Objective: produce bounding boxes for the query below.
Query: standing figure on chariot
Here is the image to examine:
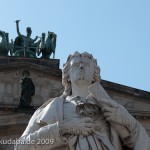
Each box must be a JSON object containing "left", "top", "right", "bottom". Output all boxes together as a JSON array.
[{"left": 14, "top": 20, "right": 41, "bottom": 57}]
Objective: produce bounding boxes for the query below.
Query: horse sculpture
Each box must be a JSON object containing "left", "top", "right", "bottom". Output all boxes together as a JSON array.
[
  {"left": 0, "top": 31, "right": 9, "bottom": 56},
  {"left": 39, "top": 32, "right": 56, "bottom": 59}
]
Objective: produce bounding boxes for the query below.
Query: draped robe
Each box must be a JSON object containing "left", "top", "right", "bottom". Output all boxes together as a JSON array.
[{"left": 15, "top": 97, "right": 150, "bottom": 150}]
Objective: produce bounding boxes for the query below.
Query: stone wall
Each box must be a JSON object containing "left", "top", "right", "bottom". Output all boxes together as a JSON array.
[
  {"left": 0, "top": 56, "right": 64, "bottom": 108},
  {"left": 0, "top": 70, "right": 63, "bottom": 107}
]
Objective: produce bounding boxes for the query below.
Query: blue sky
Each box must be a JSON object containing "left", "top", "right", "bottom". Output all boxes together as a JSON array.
[{"left": 0, "top": 0, "right": 150, "bottom": 91}]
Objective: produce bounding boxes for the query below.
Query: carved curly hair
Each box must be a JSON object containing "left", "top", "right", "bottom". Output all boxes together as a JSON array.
[{"left": 61, "top": 51, "right": 101, "bottom": 98}]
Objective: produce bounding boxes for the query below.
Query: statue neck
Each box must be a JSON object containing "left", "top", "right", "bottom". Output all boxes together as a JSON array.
[{"left": 71, "top": 82, "right": 90, "bottom": 98}]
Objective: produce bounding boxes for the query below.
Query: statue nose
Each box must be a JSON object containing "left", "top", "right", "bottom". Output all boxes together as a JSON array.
[{"left": 79, "top": 63, "right": 84, "bottom": 70}]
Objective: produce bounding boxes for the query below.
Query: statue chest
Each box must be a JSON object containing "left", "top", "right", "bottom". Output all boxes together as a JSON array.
[{"left": 63, "top": 100, "right": 79, "bottom": 120}]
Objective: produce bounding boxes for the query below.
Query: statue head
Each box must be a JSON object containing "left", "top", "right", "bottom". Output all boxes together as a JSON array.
[
  {"left": 0, "top": 30, "right": 5, "bottom": 37},
  {"left": 22, "top": 70, "right": 30, "bottom": 78},
  {"left": 62, "top": 51, "right": 101, "bottom": 97},
  {"left": 42, "top": 33, "right": 46, "bottom": 38},
  {"left": 26, "top": 27, "right": 32, "bottom": 37},
  {"left": 48, "top": 31, "right": 54, "bottom": 38}
]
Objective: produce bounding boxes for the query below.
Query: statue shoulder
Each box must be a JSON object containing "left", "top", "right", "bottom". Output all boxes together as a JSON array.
[
  {"left": 29, "top": 97, "right": 64, "bottom": 125},
  {"left": 31, "top": 97, "right": 64, "bottom": 125},
  {"left": 34, "top": 97, "right": 64, "bottom": 116}
]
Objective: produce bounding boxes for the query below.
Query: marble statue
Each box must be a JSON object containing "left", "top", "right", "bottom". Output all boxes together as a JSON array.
[
  {"left": 19, "top": 70, "right": 35, "bottom": 108},
  {"left": 13, "top": 20, "right": 41, "bottom": 57},
  {"left": 15, "top": 52, "right": 150, "bottom": 150},
  {"left": 39, "top": 32, "right": 57, "bottom": 59}
]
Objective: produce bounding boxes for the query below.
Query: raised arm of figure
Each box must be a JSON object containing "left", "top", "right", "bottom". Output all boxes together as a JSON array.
[
  {"left": 101, "top": 99, "right": 150, "bottom": 149},
  {"left": 32, "top": 36, "right": 38, "bottom": 42},
  {"left": 88, "top": 82, "right": 130, "bottom": 140},
  {"left": 88, "top": 81, "right": 150, "bottom": 150},
  {"left": 15, "top": 20, "right": 22, "bottom": 36}
]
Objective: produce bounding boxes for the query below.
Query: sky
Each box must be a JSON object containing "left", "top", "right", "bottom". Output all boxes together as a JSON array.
[{"left": 0, "top": 0, "right": 150, "bottom": 91}]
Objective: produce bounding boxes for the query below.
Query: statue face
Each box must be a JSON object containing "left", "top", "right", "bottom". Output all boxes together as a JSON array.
[{"left": 69, "top": 56, "right": 95, "bottom": 85}]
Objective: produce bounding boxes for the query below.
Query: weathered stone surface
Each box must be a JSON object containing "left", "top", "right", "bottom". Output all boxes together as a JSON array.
[{"left": 0, "top": 56, "right": 63, "bottom": 108}]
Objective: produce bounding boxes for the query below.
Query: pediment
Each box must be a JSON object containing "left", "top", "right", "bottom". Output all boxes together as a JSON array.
[{"left": 0, "top": 56, "right": 62, "bottom": 79}]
